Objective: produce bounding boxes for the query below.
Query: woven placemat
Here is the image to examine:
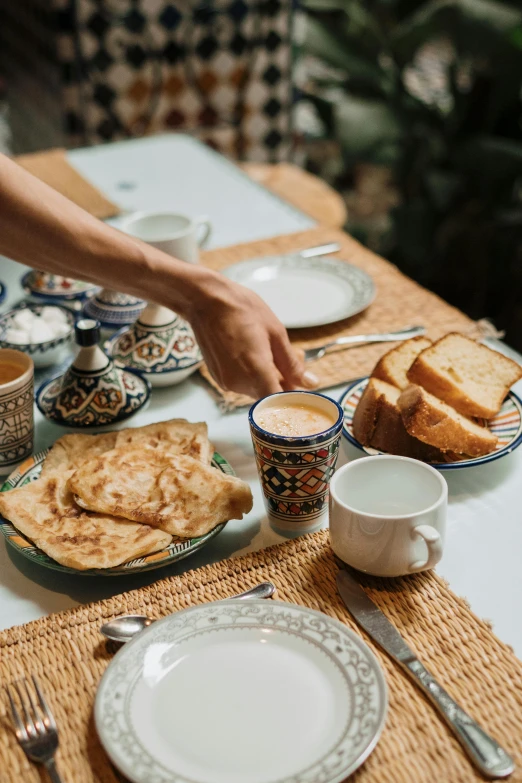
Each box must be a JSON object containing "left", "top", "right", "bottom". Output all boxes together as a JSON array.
[
  {"left": 0, "top": 530, "right": 520, "bottom": 783},
  {"left": 13, "top": 149, "right": 120, "bottom": 219},
  {"left": 199, "top": 227, "right": 496, "bottom": 410}
]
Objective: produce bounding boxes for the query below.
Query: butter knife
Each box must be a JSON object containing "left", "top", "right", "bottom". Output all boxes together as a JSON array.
[{"left": 337, "top": 569, "right": 515, "bottom": 779}]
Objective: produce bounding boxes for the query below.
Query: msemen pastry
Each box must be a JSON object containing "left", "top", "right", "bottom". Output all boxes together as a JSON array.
[
  {"left": 69, "top": 447, "right": 253, "bottom": 538},
  {"left": 41, "top": 418, "right": 213, "bottom": 477},
  {"left": 0, "top": 471, "right": 172, "bottom": 570}
]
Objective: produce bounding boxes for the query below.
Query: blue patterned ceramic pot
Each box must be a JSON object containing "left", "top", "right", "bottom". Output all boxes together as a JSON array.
[
  {"left": 36, "top": 319, "right": 150, "bottom": 428},
  {"left": 83, "top": 289, "right": 146, "bottom": 330},
  {"left": 249, "top": 391, "right": 344, "bottom": 534},
  {"left": 0, "top": 303, "right": 75, "bottom": 368},
  {"left": 104, "top": 303, "right": 202, "bottom": 387}
]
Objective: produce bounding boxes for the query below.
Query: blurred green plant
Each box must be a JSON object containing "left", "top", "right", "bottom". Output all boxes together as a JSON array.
[{"left": 299, "top": 0, "right": 522, "bottom": 341}]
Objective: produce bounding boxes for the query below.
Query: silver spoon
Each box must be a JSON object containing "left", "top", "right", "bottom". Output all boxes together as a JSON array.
[
  {"left": 303, "top": 325, "right": 426, "bottom": 362},
  {"left": 100, "top": 581, "right": 276, "bottom": 644}
]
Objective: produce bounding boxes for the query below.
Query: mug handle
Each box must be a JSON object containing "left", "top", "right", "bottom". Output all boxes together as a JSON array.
[
  {"left": 195, "top": 216, "right": 212, "bottom": 247},
  {"left": 408, "top": 524, "right": 442, "bottom": 573}
]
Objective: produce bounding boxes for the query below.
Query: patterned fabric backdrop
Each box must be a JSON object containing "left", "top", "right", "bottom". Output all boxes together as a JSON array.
[{"left": 1, "top": 0, "right": 294, "bottom": 161}]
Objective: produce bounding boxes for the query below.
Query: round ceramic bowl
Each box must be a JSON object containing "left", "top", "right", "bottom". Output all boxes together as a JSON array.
[
  {"left": 21, "top": 270, "right": 99, "bottom": 306},
  {"left": 0, "top": 303, "right": 75, "bottom": 368},
  {"left": 104, "top": 316, "right": 202, "bottom": 387}
]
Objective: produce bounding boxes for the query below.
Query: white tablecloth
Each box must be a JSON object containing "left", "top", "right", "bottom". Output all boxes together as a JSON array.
[{"left": 1, "top": 135, "right": 521, "bottom": 659}]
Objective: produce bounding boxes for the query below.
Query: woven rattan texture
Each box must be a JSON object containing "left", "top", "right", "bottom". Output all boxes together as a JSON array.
[
  {"left": 0, "top": 530, "right": 520, "bottom": 782},
  {"left": 199, "top": 227, "right": 491, "bottom": 410}
]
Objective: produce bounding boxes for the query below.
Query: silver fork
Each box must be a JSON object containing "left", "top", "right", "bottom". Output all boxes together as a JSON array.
[
  {"left": 303, "top": 325, "right": 426, "bottom": 362},
  {"left": 6, "top": 675, "right": 63, "bottom": 782}
]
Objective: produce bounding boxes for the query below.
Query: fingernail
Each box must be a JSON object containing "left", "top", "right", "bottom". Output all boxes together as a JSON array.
[{"left": 302, "top": 371, "right": 319, "bottom": 389}]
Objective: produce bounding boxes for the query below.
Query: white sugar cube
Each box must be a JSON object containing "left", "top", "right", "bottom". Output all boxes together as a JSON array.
[
  {"left": 41, "top": 306, "right": 68, "bottom": 324},
  {"left": 30, "top": 320, "right": 53, "bottom": 343},
  {"left": 4, "top": 327, "right": 29, "bottom": 344},
  {"left": 12, "top": 309, "right": 35, "bottom": 329},
  {"left": 53, "top": 322, "right": 71, "bottom": 337}
]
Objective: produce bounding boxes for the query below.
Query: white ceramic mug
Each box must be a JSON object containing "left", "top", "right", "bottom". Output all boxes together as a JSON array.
[
  {"left": 120, "top": 212, "right": 212, "bottom": 263},
  {"left": 329, "top": 455, "right": 447, "bottom": 577},
  {"left": 0, "top": 349, "right": 34, "bottom": 475}
]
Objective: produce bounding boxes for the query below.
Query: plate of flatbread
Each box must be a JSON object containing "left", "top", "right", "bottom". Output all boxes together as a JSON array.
[{"left": 0, "top": 419, "right": 253, "bottom": 575}]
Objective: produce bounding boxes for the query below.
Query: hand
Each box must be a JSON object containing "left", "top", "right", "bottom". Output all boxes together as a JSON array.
[{"left": 187, "top": 273, "right": 318, "bottom": 399}]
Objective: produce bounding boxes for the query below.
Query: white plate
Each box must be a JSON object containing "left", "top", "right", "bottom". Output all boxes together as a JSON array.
[
  {"left": 95, "top": 600, "right": 387, "bottom": 783},
  {"left": 222, "top": 255, "right": 376, "bottom": 329}
]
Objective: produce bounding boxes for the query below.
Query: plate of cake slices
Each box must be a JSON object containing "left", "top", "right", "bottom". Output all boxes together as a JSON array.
[{"left": 340, "top": 333, "right": 522, "bottom": 469}]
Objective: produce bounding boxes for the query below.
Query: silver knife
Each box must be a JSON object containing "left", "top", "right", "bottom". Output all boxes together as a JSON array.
[{"left": 337, "top": 569, "right": 515, "bottom": 779}]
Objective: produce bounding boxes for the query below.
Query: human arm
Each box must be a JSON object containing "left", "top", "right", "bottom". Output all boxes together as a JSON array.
[{"left": 0, "top": 153, "right": 316, "bottom": 398}]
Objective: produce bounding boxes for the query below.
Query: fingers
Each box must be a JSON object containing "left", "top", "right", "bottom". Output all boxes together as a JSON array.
[
  {"left": 271, "top": 329, "right": 319, "bottom": 391},
  {"left": 204, "top": 347, "right": 283, "bottom": 400}
]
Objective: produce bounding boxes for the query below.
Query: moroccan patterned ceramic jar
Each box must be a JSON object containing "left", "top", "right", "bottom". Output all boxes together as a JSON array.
[
  {"left": 249, "top": 391, "right": 344, "bottom": 534},
  {"left": 104, "top": 303, "right": 202, "bottom": 387},
  {"left": 36, "top": 320, "right": 150, "bottom": 428},
  {"left": 0, "top": 349, "right": 34, "bottom": 475}
]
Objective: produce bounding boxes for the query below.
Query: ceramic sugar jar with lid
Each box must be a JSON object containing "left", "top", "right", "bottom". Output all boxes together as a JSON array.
[
  {"left": 104, "top": 303, "right": 202, "bottom": 387},
  {"left": 36, "top": 319, "right": 150, "bottom": 427}
]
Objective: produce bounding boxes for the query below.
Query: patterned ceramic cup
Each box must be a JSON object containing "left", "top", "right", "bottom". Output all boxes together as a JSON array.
[
  {"left": 0, "top": 349, "right": 34, "bottom": 475},
  {"left": 249, "top": 391, "right": 344, "bottom": 534}
]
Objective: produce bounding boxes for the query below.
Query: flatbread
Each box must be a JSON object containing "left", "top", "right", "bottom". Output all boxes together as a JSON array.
[
  {"left": 41, "top": 419, "right": 213, "bottom": 477},
  {"left": 115, "top": 419, "right": 213, "bottom": 463},
  {"left": 69, "top": 447, "right": 253, "bottom": 537},
  {"left": 0, "top": 472, "right": 172, "bottom": 570},
  {"left": 41, "top": 432, "right": 118, "bottom": 476}
]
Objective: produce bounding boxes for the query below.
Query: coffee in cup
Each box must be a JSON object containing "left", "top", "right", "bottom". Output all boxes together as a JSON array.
[{"left": 250, "top": 391, "right": 344, "bottom": 534}]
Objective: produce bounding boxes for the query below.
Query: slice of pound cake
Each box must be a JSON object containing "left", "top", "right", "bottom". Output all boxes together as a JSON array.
[
  {"left": 372, "top": 335, "right": 432, "bottom": 389},
  {"left": 407, "top": 333, "right": 522, "bottom": 418},
  {"left": 398, "top": 385, "right": 498, "bottom": 456},
  {"left": 353, "top": 378, "right": 443, "bottom": 460}
]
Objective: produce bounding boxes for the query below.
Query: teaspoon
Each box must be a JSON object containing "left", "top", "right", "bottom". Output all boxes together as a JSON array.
[{"left": 100, "top": 581, "right": 276, "bottom": 644}]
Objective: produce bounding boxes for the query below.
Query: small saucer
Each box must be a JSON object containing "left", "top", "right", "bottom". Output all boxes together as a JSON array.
[
  {"left": 36, "top": 319, "right": 150, "bottom": 428},
  {"left": 22, "top": 271, "right": 99, "bottom": 304},
  {"left": 104, "top": 304, "right": 202, "bottom": 387},
  {"left": 83, "top": 289, "right": 146, "bottom": 330}
]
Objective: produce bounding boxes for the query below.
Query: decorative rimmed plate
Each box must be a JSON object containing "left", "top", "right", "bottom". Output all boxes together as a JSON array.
[
  {"left": 22, "top": 271, "right": 99, "bottom": 302},
  {"left": 340, "top": 377, "right": 522, "bottom": 470},
  {"left": 222, "top": 255, "right": 375, "bottom": 329},
  {"left": 95, "top": 600, "right": 387, "bottom": 783},
  {"left": 0, "top": 449, "right": 233, "bottom": 575}
]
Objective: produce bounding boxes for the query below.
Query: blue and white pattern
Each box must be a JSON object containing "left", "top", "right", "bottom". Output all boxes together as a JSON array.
[{"left": 83, "top": 289, "right": 147, "bottom": 329}]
